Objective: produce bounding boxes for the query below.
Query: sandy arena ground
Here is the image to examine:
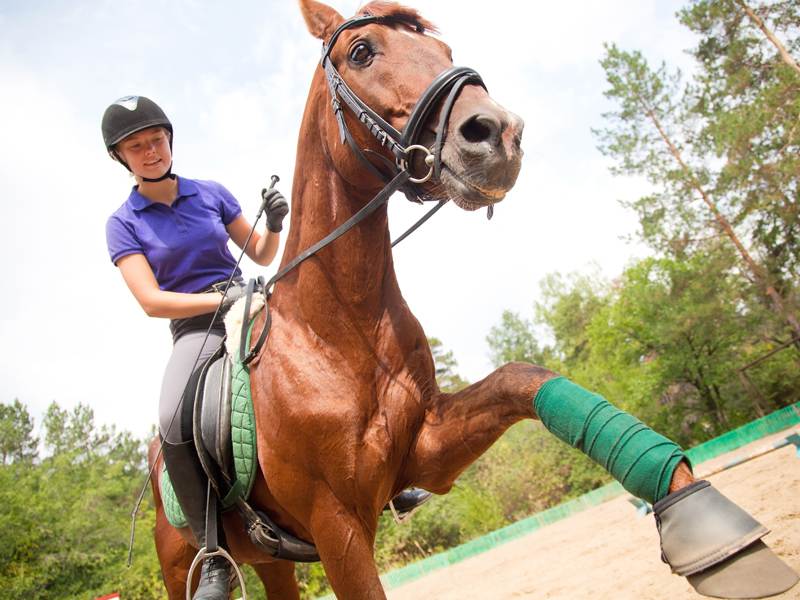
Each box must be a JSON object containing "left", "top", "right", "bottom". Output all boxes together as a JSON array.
[{"left": 388, "top": 427, "right": 800, "bottom": 600}]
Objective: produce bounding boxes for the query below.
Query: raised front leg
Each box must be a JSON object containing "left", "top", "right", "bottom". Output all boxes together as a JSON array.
[
  {"left": 405, "top": 362, "right": 798, "bottom": 598},
  {"left": 407, "top": 362, "right": 551, "bottom": 494},
  {"left": 407, "top": 362, "right": 693, "bottom": 500}
]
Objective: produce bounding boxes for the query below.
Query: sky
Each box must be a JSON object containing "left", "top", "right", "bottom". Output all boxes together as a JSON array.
[{"left": 0, "top": 0, "right": 699, "bottom": 440}]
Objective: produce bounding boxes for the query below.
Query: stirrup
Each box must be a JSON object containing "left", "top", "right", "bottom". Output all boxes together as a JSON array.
[
  {"left": 388, "top": 498, "right": 412, "bottom": 524},
  {"left": 387, "top": 488, "right": 432, "bottom": 524},
  {"left": 185, "top": 546, "right": 247, "bottom": 600}
]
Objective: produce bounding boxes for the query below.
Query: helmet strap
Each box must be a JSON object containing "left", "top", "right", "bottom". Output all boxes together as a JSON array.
[
  {"left": 109, "top": 144, "right": 174, "bottom": 182},
  {"left": 110, "top": 149, "right": 131, "bottom": 172},
  {"left": 141, "top": 163, "right": 175, "bottom": 183}
]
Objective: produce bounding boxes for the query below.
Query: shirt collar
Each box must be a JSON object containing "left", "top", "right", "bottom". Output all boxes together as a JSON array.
[
  {"left": 177, "top": 177, "right": 199, "bottom": 199},
  {"left": 127, "top": 176, "right": 199, "bottom": 212}
]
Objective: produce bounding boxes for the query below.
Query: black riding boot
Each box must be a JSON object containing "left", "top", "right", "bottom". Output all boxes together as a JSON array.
[
  {"left": 385, "top": 487, "right": 433, "bottom": 518},
  {"left": 193, "top": 556, "right": 233, "bottom": 600},
  {"left": 162, "top": 440, "right": 232, "bottom": 600}
]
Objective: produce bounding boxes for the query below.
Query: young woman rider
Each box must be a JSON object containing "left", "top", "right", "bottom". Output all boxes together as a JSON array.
[{"left": 103, "top": 95, "right": 287, "bottom": 599}]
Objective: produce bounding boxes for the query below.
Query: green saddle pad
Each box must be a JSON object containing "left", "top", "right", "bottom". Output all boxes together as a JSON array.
[{"left": 161, "top": 336, "right": 258, "bottom": 528}]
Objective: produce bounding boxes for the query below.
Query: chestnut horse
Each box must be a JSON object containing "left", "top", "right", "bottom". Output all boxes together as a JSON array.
[{"left": 150, "top": 1, "right": 557, "bottom": 598}]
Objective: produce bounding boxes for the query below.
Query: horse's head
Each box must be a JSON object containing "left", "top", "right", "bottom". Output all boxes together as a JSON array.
[{"left": 300, "top": 0, "right": 524, "bottom": 211}]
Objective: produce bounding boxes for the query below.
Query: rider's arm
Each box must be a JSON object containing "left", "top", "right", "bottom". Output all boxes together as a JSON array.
[
  {"left": 227, "top": 215, "right": 280, "bottom": 267},
  {"left": 116, "top": 254, "right": 223, "bottom": 318}
]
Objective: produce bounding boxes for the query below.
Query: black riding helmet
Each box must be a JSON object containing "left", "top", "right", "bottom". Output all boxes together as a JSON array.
[{"left": 102, "top": 95, "right": 174, "bottom": 181}]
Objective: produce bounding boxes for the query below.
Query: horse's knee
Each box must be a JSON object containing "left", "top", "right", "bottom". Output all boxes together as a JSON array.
[
  {"left": 487, "top": 362, "right": 557, "bottom": 412},
  {"left": 497, "top": 361, "right": 556, "bottom": 387}
]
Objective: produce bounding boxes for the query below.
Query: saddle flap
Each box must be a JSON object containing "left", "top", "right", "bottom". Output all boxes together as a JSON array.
[
  {"left": 193, "top": 349, "right": 235, "bottom": 496},
  {"left": 200, "top": 355, "right": 234, "bottom": 477}
]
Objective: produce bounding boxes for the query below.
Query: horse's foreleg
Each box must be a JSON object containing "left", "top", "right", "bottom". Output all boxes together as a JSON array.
[
  {"left": 409, "top": 362, "right": 693, "bottom": 503},
  {"left": 250, "top": 560, "right": 300, "bottom": 600},
  {"left": 307, "top": 490, "right": 386, "bottom": 600},
  {"left": 408, "top": 362, "right": 550, "bottom": 493}
]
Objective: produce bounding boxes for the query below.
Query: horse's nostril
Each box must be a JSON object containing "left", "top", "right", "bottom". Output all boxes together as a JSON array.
[{"left": 460, "top": 114, "right": 500, "bottom": 145}]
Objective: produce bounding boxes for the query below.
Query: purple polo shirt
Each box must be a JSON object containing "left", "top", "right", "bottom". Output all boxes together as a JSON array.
[{"left": 106, "top": 177, "right": 243, "bottom": 293}]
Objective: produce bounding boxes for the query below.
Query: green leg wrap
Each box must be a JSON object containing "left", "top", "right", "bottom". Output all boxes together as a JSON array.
[{"left": 533, "top": 377, "right": 687, "bottom": 504}]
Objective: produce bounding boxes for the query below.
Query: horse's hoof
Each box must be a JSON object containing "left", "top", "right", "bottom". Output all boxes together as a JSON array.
[{"left": 653, "top": 480, "right": 798, "bottom": 598}]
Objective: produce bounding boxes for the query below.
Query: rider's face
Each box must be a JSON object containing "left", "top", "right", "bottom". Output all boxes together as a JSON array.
[{"left": 116, "top": 126, "right": 172, "bottom": 179}]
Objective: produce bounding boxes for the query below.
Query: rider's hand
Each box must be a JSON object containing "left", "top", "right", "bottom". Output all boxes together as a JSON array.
[{"left": 263, "top": 188, "right": 289, "bottom": 233}]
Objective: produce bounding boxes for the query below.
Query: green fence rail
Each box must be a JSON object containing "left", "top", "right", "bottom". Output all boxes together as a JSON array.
[
  {"left": 317, "top": 402, "right": 800, "bottom": 598},
  {"left": 686, "top": 403, "right": 800, "bottom": 465}
]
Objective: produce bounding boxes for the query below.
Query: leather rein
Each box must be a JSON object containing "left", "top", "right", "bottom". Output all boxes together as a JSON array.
[{"left": 241, "top": 13, "right": 486, "bottom": 365}]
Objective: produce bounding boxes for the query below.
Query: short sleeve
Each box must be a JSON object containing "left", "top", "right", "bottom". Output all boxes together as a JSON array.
[
  {"left": 215, "top": 182, "right": 243, "bottom": 226},
  {"left": 106, "top": 214, "right": 143, "bottom": 265}
]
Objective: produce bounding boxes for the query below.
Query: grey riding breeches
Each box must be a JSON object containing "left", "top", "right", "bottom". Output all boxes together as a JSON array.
[{"left": 159, "top": 329, "right": 225, "bottom": 444}]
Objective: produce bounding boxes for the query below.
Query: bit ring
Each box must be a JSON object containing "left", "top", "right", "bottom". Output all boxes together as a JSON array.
[{"left": 402, "top": 145, "right": 435, "bottom": 183}]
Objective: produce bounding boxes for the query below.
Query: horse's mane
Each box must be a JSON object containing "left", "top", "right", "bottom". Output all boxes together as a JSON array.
[{"left": 358, "top": 1, "right": 439, "bottom": 35}]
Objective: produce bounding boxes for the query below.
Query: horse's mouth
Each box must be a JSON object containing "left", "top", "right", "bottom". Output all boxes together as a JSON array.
[{"left": 440, "top": 164, "right": 508, "bottom": 210}]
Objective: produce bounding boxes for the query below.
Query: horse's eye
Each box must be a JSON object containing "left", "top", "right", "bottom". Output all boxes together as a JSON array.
[{"left": 349, "top": 42, "right": 373, "bottom": 65}]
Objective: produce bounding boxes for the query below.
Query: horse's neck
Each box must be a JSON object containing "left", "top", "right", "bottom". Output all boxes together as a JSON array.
[{"left": 277, "top": 102, "right": 401, "bottom": 328}]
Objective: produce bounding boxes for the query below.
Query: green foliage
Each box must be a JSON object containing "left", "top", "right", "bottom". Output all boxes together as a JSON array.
[
  {"left": 486, "top": 241, "right": 797, "bottom": 448},
  {"left": 595, "top": 44, "right": 713, "bottom": 257},
  {"left": 587, "top": 0, "right": 799, "bottom": 443},
  {"left": 486, "top": 310, "right": 550, "bottom": 367},
  {"left": 587, "top": 247, "right": 763, "bottom": 442},
  {"left": 295, "top": 562, "right": 330, "bottom": 599},
  {"left": 0, "top": 400, "right": 161, "bottom": 599},
  {"left": 595, "top": 1, "right": 799, "bottom": 340},
  {"left": 429, "top": 337, "right": 470, "bottom": 392},
  {"left": 679, "top": 0, "right": 800, "bottom": 306},
  {"left": 0, "top": 399, "right": 38, "bottom": 465},
  {"left": 535, "top": 271, "right": 610, "bottom": 374}
]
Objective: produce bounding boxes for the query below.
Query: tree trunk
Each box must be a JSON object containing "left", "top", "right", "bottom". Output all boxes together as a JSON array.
[
  {"left": 635, "top": 98, "right": 800, "bottom": 340},
  {"left": 734, "top": 0, "right": 800, "bottom": 77},
  {"left": 737, "top": 369, "right": 767, "bottom": 418}
]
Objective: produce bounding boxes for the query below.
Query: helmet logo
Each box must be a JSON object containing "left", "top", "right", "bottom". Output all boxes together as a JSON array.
[{"left": 115, "top": 95, "right": 140, "bottom": 111}]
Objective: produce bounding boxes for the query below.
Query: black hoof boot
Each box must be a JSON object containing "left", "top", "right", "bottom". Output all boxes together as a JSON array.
[
  {"left": 385, "top": 487, "right": 432, "bottom": 518},
  {"left": 193, "top": 556, "right": 232, "bottom": 600}
]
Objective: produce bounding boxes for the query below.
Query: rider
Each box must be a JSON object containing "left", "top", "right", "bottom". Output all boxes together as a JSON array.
[
  {"left": 103, "top": 95, "right": 287, "bottom": 599},
  {"left": 103, "top": 95, "right": 430, "bottom": 598}
]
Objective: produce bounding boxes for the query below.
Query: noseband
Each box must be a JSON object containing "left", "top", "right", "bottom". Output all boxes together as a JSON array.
[{"left": 322, "top": 14, "right": 486, "bottom": 194}]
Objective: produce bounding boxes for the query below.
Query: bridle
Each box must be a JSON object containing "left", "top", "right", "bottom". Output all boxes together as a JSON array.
[{"left": 241, "top": 13, "right": 488, "bottom": 364}]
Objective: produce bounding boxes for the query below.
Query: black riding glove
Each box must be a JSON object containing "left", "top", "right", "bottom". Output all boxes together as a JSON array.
[{"left": 262, "top": 188, "right": 289, "bottom": 233}]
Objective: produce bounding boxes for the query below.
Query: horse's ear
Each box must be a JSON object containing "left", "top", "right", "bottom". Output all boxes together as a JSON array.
[{"left": 299, "top": 0, "right": 345, "bottom": 41}]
